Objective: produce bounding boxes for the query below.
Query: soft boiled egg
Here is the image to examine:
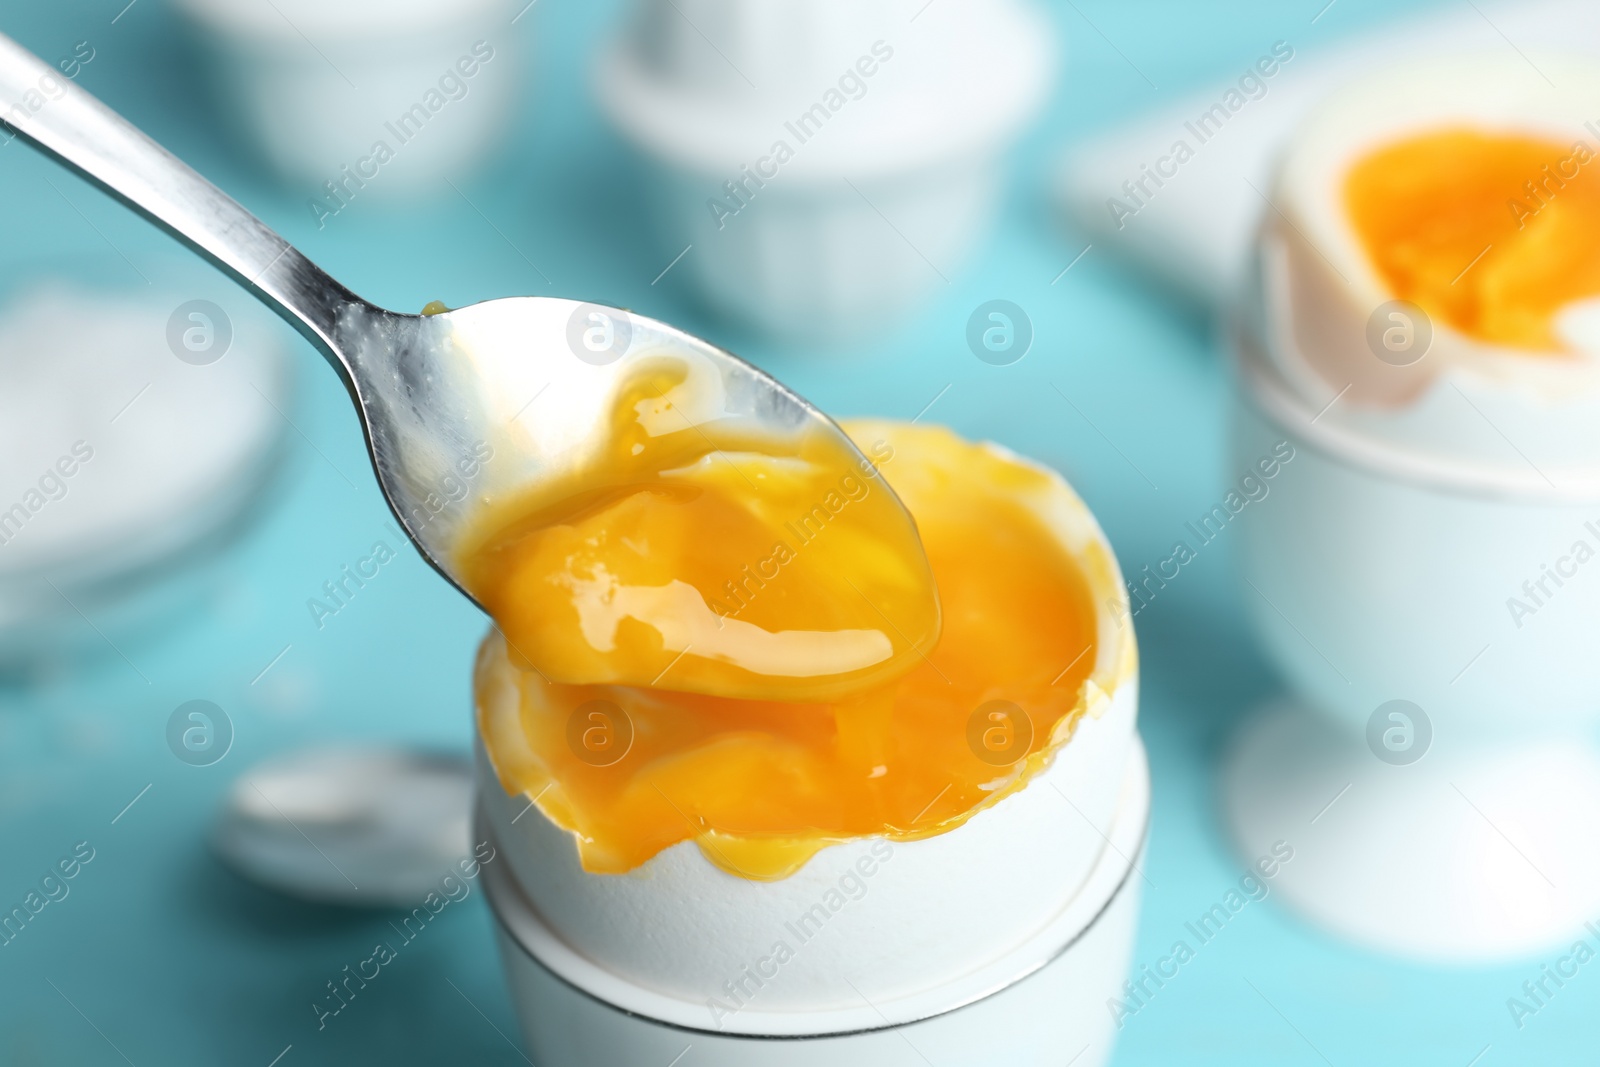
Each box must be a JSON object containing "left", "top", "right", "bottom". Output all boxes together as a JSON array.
[
  {"left": 473, "top": 420, "right": 1138, "bottom": 1012},
  {"left": 1255, "top": 54, "right": 1600, "bottom": 485},
  {"left": 454, "top": 354, "right": 941, "bottom": 703}
]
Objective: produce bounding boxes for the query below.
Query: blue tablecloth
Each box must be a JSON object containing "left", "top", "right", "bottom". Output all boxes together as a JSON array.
[{"left": 1, "top": 0, "right": 1590, "bottom": 1063}]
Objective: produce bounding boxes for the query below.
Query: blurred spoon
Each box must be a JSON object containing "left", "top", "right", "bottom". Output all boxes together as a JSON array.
[{"left": 212, "top": 746, "right": 472, "bottom": 907}]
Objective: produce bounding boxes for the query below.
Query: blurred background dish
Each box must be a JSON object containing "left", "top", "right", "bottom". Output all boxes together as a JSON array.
[
  {"left": 0, "top": 262, "right": 290, "bottom": 674},
  {"left": 595, "top": 0, "right": 1054, "bottom": 343},
  {"left": 212, "top": 746, "right": 473, "bottom": 907},
  {"left": 1223, "top": 52, "right": 1600, "bottom": 960},
  {"left": 173, "top": 0, "right": 523, "bottom": 196}
]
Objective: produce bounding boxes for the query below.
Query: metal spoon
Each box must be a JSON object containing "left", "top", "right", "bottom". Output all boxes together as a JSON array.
[{"left": 0, "top": 32, "right": 844, "bottom": 604}]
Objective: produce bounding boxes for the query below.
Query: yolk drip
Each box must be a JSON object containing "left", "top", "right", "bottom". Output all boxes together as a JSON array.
[
  {"left": 1345, "top": 128, "right": 1600, "bottom": 351},
  {"left": 456, "top": 355, "right": 941, "bottom": 703},
  {"left": 476, "top": 422, "right": 1105, "bottom": 880}
]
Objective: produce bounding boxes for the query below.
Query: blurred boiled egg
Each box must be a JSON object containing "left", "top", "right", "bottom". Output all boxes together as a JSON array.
[{"left": 1254, "top": 53, "right": 1600, "bottom": 485}]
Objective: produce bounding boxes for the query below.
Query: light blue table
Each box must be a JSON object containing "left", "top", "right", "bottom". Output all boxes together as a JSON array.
[{"left": 1, "top": 1, "right": 1590, "bottom": 1063}]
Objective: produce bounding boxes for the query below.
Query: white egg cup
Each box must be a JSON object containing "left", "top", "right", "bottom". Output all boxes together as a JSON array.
[
  {"left": 1224, "top": 325, "right": 1600, "bottom": 961},
  {"left": 594, "top": 0, "right": 1054, "bottom": 342},
  {"left": 475, "top": 676, "right": 1136, "bottom": 1012},
  {"left": 174, "top": 0, "right": 521, "bottom": 195},
  {"left": 479, "top": 736, "right": 1147, "bottom": 1066}
]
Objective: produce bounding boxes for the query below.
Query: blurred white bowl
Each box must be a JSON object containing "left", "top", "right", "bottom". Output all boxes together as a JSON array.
[
  {"left": 0, "top": 274, "right": 291, "bottom": 668},
  {"left": 174, "top": 0, "right": 523, "bottom": 197}
]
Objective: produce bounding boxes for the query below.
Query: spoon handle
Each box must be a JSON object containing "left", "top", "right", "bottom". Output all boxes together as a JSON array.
[{"left": 0, "top": 32, "right": 361, "bottom": 368}]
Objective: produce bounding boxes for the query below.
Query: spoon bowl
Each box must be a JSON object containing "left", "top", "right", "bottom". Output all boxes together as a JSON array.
[{"left": 315, "top": 295, "right": 824, "bottom": 602}]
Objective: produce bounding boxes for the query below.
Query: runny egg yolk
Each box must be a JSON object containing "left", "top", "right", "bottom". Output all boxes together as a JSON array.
[
  {"left": 475, "top": 422, "right": 1107, "bottom": 880},
  {"left": 1345, "top": 128, "right": 1600, "bottom": 351},
  {"left": 455, "top": 355, "right": 941, "bottom": 703}
]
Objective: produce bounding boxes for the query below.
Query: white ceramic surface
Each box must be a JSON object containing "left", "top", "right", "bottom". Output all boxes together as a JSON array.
[
  {"left": 594, "top": 0, "right": 1054, "bottom": 340},
  {"left": 482, "top": 737, "right": 1148, "bottom": 1063},
  {"left": 174, "top": 0, "right": 521, "bottom": 193}
]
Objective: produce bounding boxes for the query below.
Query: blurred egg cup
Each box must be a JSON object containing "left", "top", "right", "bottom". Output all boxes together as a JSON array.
[
  {"left": 1222, "top": 253, "right": 1600, "bottom": 962},
  {"left": 1218, "top": 52, "right": 1600, "bottom": 962},
  {"left": 595, "top": 0, "right": 1055, "bottom": 344},
  {"left": 172, "top": 0, "right": 524, "bottom": 200}
]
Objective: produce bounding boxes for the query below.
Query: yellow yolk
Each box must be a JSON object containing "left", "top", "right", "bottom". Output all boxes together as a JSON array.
[
  {"left": 476, "top": 422, "right": 1110, "bottom": 880},
  {"left": 455, "top": 355, "right": 941, "bottom": 703},
  {"left": 1345, "top": 128, "right": 1600, "bottom": 352}
]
